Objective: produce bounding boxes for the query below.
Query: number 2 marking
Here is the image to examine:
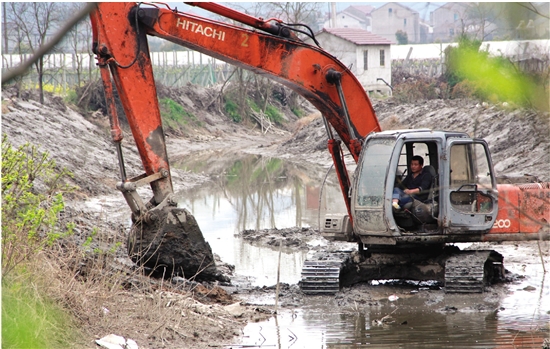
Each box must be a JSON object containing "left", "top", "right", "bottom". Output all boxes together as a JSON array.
[{"left": 241, "top": 33, "right": 249, "bottom": 47}]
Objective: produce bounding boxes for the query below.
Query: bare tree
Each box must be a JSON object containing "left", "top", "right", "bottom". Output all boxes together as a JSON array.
[
  {"left": 2, "top": 4, "right": 8, "bottom": 53},
  {"left": 6, "top": 2, "right": 62, "bottom": 104},
  {"left": 266, "top": 2, "right": 323, "bottom": 32},
  {"left": 222, "top": 2, "right": 322, "bottom": 118},
  {"left": 60, "top": 3, "right": 92, "bottom": 87},
  {"left": 464, "top": 3, "right": 502, "bottom": 41}
]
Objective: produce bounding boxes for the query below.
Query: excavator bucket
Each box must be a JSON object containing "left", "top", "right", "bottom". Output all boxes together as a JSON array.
[{"left": 127, "top": 205, "right": 222, "bottom": 281}]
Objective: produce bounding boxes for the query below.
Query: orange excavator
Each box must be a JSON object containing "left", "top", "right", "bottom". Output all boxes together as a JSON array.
[{"left": 91, "top": 3, "right": 549, "bottom": 291}]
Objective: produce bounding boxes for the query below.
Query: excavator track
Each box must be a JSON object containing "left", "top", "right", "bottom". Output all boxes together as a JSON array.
[
  {"left": 300, "top": 251, "right": 350, "bottom": 294},
  {"left": 444, "top": 250, "right": 504, "bottom": 293}
]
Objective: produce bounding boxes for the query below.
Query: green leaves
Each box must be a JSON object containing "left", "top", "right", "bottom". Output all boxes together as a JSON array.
[
  {"left": 445, "top": 36, "right": 548, "bottom": 110},
  {"left": 1, "top": 134, "right": 74, "bottom": 277}
]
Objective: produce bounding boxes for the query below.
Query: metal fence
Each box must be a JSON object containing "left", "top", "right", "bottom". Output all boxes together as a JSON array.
[
  {"left": 3, "top": 43, "right": 548, "bottom": 93},
  {"left": 1, "top": 50, "right": 235, "bottom": 92}
]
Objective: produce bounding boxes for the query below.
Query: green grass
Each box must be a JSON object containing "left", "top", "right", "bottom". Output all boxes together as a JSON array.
[
  {"left": 159, "top": 97, "right": 200, "bottom": 129},
  {"left": 291, "top": 107, "right": 304, "bottom": 117},
  {"left": 224, "top": 98, "right": 241, "bottom": 123},
  {"left": 265, "top": 104, "right": 284, "bottom": 124},
  {"left": 247, "top": 98, "right": 260, "bottom": 113},
  {"left": 2, "top": 277, "right": 82, "bottom": 348}
]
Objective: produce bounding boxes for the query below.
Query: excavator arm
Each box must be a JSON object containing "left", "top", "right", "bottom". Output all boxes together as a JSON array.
[{"left": 91, "top": 2, "right": 380, "bottom": 278}]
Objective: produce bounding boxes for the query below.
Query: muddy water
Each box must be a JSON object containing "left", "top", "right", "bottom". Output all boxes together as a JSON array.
[
  {"left": 173, "top": 153, "right": 345, "bottom": 286},
  {"left": 241, "top": 272, "right": 549, "bottom": 348},
  {"left": 172, "top": 153, "right": 549, "bottom": 348}
]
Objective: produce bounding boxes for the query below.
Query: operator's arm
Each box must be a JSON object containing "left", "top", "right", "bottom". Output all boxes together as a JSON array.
[
  {"left": 402, "top": 172, "right": 431, "bottom": 195},
  {"left": 401, "top": 175, "right": 412, "bottom": 191},
  {"left": 403, "top": 172, "right": 432, "bottom": 196}
]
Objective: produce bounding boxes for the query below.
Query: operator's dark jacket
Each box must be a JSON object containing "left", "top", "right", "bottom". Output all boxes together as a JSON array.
[{"left": 398, "top": 167, "right": 433, "bottom": 202}]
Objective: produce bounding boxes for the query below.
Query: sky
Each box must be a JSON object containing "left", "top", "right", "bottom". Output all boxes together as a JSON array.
[{"left": 174, "top": 2, "right": 446, "bottom": 22}]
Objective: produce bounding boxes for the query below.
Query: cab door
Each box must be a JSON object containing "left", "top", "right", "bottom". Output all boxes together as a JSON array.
[{"left": 445, "top": 139, "right": 498, "bottom": 232}]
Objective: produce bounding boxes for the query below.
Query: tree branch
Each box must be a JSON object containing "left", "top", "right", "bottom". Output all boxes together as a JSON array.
[
  {"left": 2, "top": 2, "right": 97, "bottom": 85},
  {"left": 517, "top": 2, "right": 550, "bottom": 20}
]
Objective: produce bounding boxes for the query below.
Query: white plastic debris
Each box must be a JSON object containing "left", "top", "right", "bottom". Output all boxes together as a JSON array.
[
  {"left": 95, "top": 334, "right": 138, "bottom": 349},
  {"left": 388, "top": 294, "right": 399, "bottom": 302}
]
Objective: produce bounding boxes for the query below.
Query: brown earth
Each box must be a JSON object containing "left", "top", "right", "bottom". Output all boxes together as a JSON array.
[{"left": 2, "top": 85, "right": 549, "bottom": 348}]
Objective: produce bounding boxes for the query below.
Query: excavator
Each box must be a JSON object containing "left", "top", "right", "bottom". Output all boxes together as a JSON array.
[{"left": 91, "top": 2, "right": 549, "bottom": 293}]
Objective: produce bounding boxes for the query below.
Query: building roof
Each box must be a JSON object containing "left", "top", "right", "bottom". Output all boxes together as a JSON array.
[
  {"left": 320, "top": 27, "right": 393, "bottom": 45},
  {"left": 433, "top": 2, "right": 469, "bottom": 13},
  {"left": 372, "top": 2, "right": 418, "bottom": 15},
  {"left": 344, "top": 5, "right": 374, "bottom": 16}
]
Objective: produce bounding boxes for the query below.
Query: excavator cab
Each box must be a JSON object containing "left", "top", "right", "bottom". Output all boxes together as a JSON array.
[
  {"left": 445, "top": 137, "right": 499, "bottom": 232},
  {"left": 349, "top": 130, "right": 499, "bottom": 246}
]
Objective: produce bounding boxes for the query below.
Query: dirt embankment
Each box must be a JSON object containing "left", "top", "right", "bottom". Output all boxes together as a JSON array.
[
  {"left": 281, "top": 98, "right": 550, "bottom": 181},
  {"left": 1, "top": 87, "right": 280, "bottom": 349},
  {"left": 2, "top": 86, "right": 549, "bottom": 348}
]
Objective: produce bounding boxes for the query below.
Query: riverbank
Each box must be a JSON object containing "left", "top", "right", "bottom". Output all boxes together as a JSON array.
[{"left": 2, "top": 86, "right": 548, "bottom": 348}]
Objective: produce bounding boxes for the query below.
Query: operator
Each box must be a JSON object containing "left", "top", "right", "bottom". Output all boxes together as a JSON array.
[{"left": 392, "top": 155, "right": 432, "bottom": 210}]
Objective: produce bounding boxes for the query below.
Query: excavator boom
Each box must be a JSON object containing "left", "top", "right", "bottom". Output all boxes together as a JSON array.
[
  {"left": 91, "top": 2, "right": 380, "bottom": 279},
  {"left": 91, "top": 2, "right": 549, "bottom": 293}
]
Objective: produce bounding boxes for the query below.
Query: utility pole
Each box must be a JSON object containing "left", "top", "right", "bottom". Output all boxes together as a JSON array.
[
  {"left": 331, "top": 2, "right": 337, "bottom": 28},
  {"left": 3, "top": 4, "right": 8, "bottom": 53}
]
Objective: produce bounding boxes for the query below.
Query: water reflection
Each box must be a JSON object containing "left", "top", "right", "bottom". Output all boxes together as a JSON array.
[
  {"left": 172, "top": 152, "right": 344, "bottom": 286},
  {"left": 242, "top": 287, "right": 549, "bottom": 349},
  {"left": 172, "top": 151, "right": 549, "bottom": 348}
]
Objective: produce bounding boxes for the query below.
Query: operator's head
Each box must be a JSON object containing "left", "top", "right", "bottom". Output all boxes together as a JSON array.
[{"left": 411, "top": 155, "right": 424, "bottom": 174}]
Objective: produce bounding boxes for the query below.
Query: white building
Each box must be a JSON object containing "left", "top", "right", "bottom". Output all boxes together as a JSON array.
[
  {"left": 311, "top": 28, "right": 393, "bottom": 95},
  {"left": 324, "top": 5, "right": 374, "bottom": 31}
]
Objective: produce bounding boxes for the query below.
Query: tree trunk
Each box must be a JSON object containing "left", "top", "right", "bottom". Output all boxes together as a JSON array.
[{"left": 38, "top": 56, "right": 44, "bottom": 104}]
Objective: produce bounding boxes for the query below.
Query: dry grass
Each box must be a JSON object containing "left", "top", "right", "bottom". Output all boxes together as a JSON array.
[
  {"left": 290, "top": 112, "right": 321, "bottom": 135},
  {"left": 10, "top": 229, "right": 251, "bottom": 348},
  {"left": 380, "top": 115, "right": 407, "bottom": 130}
]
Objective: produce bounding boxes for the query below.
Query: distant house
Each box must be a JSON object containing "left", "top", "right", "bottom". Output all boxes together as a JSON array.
[
  {"left": 431, "top": 3, "right": 502, "bottom": 41},
  {"left": 431, "top": 3, "right": 469, "bottom": 42},
  {"left": 371, "top": 3, "right": 420, "bottom": 44},
  {"left": 324, "top": 5, "right": 374, "bottom": 31},
  {"left": 308, "top": 28, "right": 393, "bottom": 95},
  {"left": 514, "top": 2, "right": 549, "bottom": 40}
]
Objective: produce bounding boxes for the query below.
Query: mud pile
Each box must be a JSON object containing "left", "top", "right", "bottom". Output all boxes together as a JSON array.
[{"left": 280, "top": 98, "right": 550, "bottom": 181}]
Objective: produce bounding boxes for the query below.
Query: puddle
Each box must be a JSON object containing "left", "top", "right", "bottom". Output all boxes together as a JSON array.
[
  {"left": 173, "top": 153, "right": 346, "bottom": 286},
  {"left": 240, "top": 273, "right": 549, "bottom": 349},
  {"left": 240, "top": 295, "right": 549, "bottom": 349}
]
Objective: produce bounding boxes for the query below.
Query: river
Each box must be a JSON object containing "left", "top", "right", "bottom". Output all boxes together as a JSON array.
[{"left": 171, "top": 153, "right": 549, "bottom": 349}]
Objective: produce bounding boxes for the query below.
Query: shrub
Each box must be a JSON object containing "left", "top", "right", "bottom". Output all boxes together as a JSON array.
[
  {"left": 450, "top": 80, "right": 478, "bottom": 99},
  {"left": 247, "top": 98, "right": 261, "bottom": 113},
  {"left": 1, "top": 135, "right": 82, "bottom": 348},
  {"left": 1, "top": 134, "right": 74, "bottom": 277},
  {"left": 265, "top": 104, "right": 284, "bottom": 124},
  {"left": 444, "top": 35, "right": 548, "bottom": 110},
  {"left": 393, "top": 80, "right": 442, "bottom": 103},
  {"left": 64, "top": 89, "right": 79, "bottom": 105},
  {"left": 395, "top": 30, "right": 408, "bottom": 45},
  {"left": 224, "top": 98, "right": 242, "bottom": 122}
]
